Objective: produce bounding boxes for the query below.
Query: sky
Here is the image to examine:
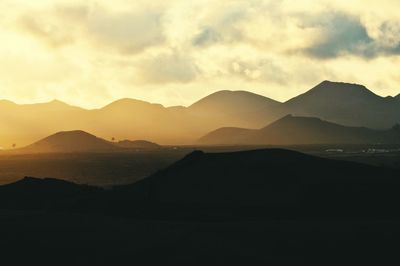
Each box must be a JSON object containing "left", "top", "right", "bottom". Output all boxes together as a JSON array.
[{"left": 0, "top": 0, "right": 399, "bottom": 108}]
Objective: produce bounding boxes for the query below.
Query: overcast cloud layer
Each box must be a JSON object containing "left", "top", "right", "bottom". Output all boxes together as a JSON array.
[{"left": 0, "top": 0, "right": 399, "bottom": 108}]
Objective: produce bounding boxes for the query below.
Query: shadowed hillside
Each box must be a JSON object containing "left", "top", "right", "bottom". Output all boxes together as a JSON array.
[
  {"left": 281, "top": 80, "right": 400, "bottom": 129},
  {"left": 199, "top": 115, "right": 400, "bottom": 145},
  {"left": 110, "top": 149, "right": 400, "bottom": 219},
  {"left": 0, "top": 176, "right": 101, "bottom": 210},
  {"left": 1, "top": 149, "right": 400, "bottom": 265},
  {"left": 3, "top": 149, "right": 399, "bottom": 218},
  {"left": 16, "top": 130, "right": 118, "bottom": 153},
  {"left": 188, "top": 90, "right": 281, "bottom": 127}
]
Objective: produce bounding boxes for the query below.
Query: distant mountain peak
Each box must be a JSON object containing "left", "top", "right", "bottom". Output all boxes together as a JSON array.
[
  {"left": 18, "top": 130, "right": 117, "bottom": 154},
  {"left": 50, "top": 130, "right": 94, "bottom": 138},
  {"left": 191, "top": 90, "right": 280, "bottom": 107},
  {"left": 47, "top": 99, "right": 69, "bottom": 105},
  {"left": 102, "top": 98, "right": 164, "bottom": 110},
  {"left": 285, "top": 80, "right": 381, "bottom": 108},
  {"left": 311, "top": 80, "right": 373, "bottom": 94}
]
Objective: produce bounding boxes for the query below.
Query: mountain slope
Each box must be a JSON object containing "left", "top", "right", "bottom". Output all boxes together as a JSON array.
[
  {"left": 0, "top": 100, "right": 89, "bottom": 149},
  {"left": 188, "top": 90, "right": 281, "bottom": 128},
  {"left": 2, "top": 149, "right": 400, "bottom": 218},
  {"left": 189, "top": 90, "right": 280, "bottom": 115},
  {"left": 281, "top": 80, "right": 400, "bottom": 128},
  {"left": 17, "top": 130, "right": 117, "bottom": 153},
  {"left": 0, "top": 176, "right": 101, "bottom": 210},
  {"left": 1, "top": 81, "right": 399, "bottom": 148},
  {"left": 198, "top": 115, "right": 400, "bottom": 145},
  {"left": 106, "top": 149, "right": 400, "bottom": 219}
]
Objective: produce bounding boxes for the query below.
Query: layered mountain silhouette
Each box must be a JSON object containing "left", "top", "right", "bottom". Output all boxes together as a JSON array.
[
  {"left": 9, "top": 130, "right": 163, "bottom": 153},
  {"left": 1, "top": 80, "right": 399, "bottom": 148},
  {"left": 1, "top": 149, "right": 400, "bottom": 218},
  {"left": 188, "top": 90, "right": 280, "bottom": 127},
  {"left": 199, "top": 115, "right": 400, "bottom": 145},
  {"left": 281, "top": 81, "right": 400, "bottom": 129}
]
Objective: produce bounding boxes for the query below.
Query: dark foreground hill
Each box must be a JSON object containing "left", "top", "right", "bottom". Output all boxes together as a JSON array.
[
  {"left": 199, "top": 115, "right": 400, "bottom": 145},
  {"left": 2, "top": 149, "right": 400, "bottom": 218},
  {"left": 114, "top": 149, "right": 400, "bottom": 218},
  {"left": 0, "top": 176, "right": 101, "bottom": 210},
  {"left": 1, "top": 149, "right": 400, "bottom": 265}
]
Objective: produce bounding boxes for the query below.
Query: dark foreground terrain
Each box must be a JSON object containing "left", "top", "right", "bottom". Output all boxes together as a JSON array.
[
  {"left": 1, "top": 149, "right": 400, "bottom": 265},
  {"left": 0, "top": 149, "right": 190, "bottom": 186},
  {"left": 1, "top": 211, "right": 399, "bottom": 266},
  {"left": 1, "top": 144, "right": 400, "bottom": 187}
]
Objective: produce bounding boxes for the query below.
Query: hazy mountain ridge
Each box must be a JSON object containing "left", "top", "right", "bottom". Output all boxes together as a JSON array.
[
  {"left": 281, "top": 81, "right": 400, "bottom": 128},
  {"left": 189, "top": 90, "right": 281, "bottom": 128},
  {"left": 199, "top": 115, "right": 400, "bottom": 145},
  {"left": 9, "top": 130, "right": 162, "bottom": 154},
  {"left": 1, "top": 80, "right": 399, "bottom": 147},
  {"left": 19, "top": 130, "right": 118, "bottom": 153}
]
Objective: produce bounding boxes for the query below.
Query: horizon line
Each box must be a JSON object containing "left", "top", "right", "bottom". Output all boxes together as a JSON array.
[{"left": 0, "top": 80, "right": 398, "bottom": 110}]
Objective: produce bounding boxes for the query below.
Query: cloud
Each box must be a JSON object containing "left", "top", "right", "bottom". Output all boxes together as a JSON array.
[
  {"left": 192, "top": 27, "right": 221, "bottom": 46},
  {"left": 1, "top": 0, "right": 400, "bottom": 108},
  {"left": 18, "top": 6, "right": 88, "bottom": 48},
  {"left": 135, "top": 51, "right": 199, "bottom": 84},
  {"left": 228, "top": 59, "right": 288, "bottom": 85},
  {"left": 303, "top": 13, "right": 400, "bottom": 59},
  {"left": 190, "top": 3, "right": 245, "bottom": 47},
  {"left": 19, "top": 4, "right": 165, "bottom": 54},
  {"left": 88, "top": 9, "right": 165, "bottom": 54}
]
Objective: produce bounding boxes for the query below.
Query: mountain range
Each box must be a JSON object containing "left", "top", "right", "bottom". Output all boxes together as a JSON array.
[
  {"left": 1, "top": 80, "right": 399, "bottom": 148},
  {"left": 9, "top": 130, "right": 161, "bottom": 154},
  {"left": 199, "top": 115, "right": 400, "bottom": 145}
]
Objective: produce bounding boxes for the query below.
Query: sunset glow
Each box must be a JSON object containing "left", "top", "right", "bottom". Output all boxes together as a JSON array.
[{"left": 0, "top": 0, "right": 399, "bottom": 108}]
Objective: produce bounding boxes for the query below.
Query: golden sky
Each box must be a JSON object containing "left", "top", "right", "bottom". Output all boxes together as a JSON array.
[{"left": 0, "top": 0, "right": 400, "bottom": 108}]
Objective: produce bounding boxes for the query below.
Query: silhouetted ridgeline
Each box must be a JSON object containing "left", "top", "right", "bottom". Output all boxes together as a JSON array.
[
  {"left": 199, "top": 115, "right": 400, "bottom": 145},
  {"left": 1, "top": 149, "right": 400, "bottom": 219},
  {"left": 1, "top": 80, "right": 400, "bottom": 148},
  {"left": 0, "top": 176, "right": 101, "bottom": 210},
  {"left": 10, "top": 130, "right": 162, "bottom": 154}
]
